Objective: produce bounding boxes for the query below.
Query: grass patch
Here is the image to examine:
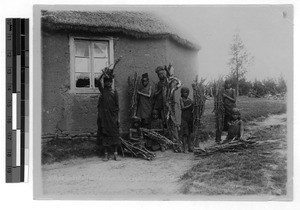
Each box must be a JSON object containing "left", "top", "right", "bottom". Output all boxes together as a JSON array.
[
  {"left": 197, "top": 96, "right": 286, "bottom": 141},
  {"left": 237, "top": 97, "right": 286, "bottom": 121},
  {"left": 181, "top": 118, "right": 287, "bottom": 195}
]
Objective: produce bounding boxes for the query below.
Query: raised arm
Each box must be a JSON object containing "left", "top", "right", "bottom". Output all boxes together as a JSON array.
[{"left": 97, "top": 74, "right": 104, "bottom": 93}]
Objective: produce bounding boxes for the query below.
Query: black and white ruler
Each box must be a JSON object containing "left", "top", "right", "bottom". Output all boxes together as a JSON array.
[{"left": 6, "top": 18, "right": 29, "bottom": 183}]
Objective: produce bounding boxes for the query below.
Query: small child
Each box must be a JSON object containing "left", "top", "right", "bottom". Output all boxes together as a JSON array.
[
  {"left": 150, "top": 109, "right": 164, "bottom": 132},
  {"left": 225, "top": 108, "right": 244, "bottom": 141},
  {"left": 180, "top": 87, "right": 194, "bottom": 153},
  {"left": 129, "top": 116, "right": 144, "bottom": 145},
  {"left": 149, "top": 109, "right": 166, "bottom": 151}
]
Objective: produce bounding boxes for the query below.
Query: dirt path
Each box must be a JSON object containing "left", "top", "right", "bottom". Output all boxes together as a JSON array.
[
  {"left": 42, "top": 149, "right": 198, "bottom": 199},
  {"left": 42, "top": 114, "right": 287, "bottom": 199}
]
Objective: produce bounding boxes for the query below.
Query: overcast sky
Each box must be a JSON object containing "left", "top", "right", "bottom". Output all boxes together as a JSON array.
[{"left": 151, "top": 5, "right": 293, "bottom": 82}]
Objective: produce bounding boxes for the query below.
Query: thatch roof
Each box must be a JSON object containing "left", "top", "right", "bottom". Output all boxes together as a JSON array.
[{"left": 41, "top": 10, "right": 200, "bottom": 51}]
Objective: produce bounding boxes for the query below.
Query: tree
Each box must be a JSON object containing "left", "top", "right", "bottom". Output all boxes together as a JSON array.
[
  {"left": 277, "top": 75, "right": 287, "bottom": 94},
  {"left": 228, "top": 33, "right": 254, "bottom": 97},
  {"left": 262, "top": 78, "right": 277, "bottom": 95},
  {"left": 252, "top": 79, "right": 265, "bottom": 97}
]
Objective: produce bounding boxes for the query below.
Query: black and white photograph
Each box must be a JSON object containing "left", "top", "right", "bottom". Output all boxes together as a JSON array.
[{"left": 33, "top": 5, "right": 293, "bottom": 200}]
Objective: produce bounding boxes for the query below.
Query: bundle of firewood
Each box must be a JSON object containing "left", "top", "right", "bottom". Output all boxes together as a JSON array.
[
  {"left": 194, "top": 139, "right": 257, "bottom": 157},
  {"left": 128, "top": 72, "right": 140, "bottom": 118},
  {"left": 120, "top": 137, "right": 156, "bottom": 161},
  {"left": 100, "top": 57, "right": 122, "bottom": 78},
  {"left": 140, "top": 128, "right": 178, "bottom": 146},
  {"left": 162, "top": 64, "right": 182, "bottom": 152},
  {"left": 213, "top": 78, "right": 225, "bottom": 134},
  {"left": 192, "top": 75, "right": 206, "bottom": 142}
]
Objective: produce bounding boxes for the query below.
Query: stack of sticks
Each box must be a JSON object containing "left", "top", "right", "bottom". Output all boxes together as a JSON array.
[
  {"left": 194, "top": 139, "right": 257, "bottom": 157},
  {"left": 163, "top": 64, "right": 182, "bottom": 152},
  {"left": 140, "top": 128, "right": 178, "bottom": 146},
  {"left": 120, "top": 137, "right": 156, "bottom": 161},
  {"left": 128, "top": 72, "right": 140, "bottom": 118},
  {"left": 192, "top": 75, "right": 206, "bottom": 143},
  {"left": 213, "top": 78, "right": 225, "bottom": 134}
]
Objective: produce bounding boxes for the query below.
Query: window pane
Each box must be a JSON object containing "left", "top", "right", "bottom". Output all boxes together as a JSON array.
[
  {"left": 94, "top": 58, "right": 109, "bottom": 73},
  {"left": 75, "top": 58, "right": 89, "bottom": 73},
  {"left": 93, "top": 42, "right": 108, "bottom": 58},
  {"left": 75, "top": 41, "right": 89, "bottom": 57},
  {"left": 75, "top": 73, "right": 90, "bottom": 88}
]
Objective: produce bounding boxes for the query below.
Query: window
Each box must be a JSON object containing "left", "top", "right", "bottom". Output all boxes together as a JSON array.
[{"left": 69, "top": 37, "right": 114, "bottom": 93}]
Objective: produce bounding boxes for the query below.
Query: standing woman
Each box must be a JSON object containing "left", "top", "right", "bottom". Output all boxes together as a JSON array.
[
  {"left": 222, "top": 80, "right": 237, "bottom": 132},
  {"left": 97, "top": 75, "right": 121, "bottom": 161}
]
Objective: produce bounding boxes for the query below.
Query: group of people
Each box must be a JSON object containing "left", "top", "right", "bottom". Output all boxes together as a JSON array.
[{"left": 96, "top": 66, "right": 244, "bottom": 161}]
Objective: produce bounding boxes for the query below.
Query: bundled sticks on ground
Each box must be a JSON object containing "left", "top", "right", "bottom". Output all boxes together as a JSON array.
[
  {"left": 192, "top": 75, "right": 206, "bottom": 142},
  {"left": 128, "top": 72, "right": 140, "bottom": 118},
  {"left": 194, "top": 139, "right": 257, "bottom": 157},
  {"left": 120, "top": 137, "right": 156, "bottom": 161},
  {"left": 213, "top": 78, "right": 225, "bottom": 134},
  {"left": 140, "top": 128, "right": 178, "bottom": 146}
]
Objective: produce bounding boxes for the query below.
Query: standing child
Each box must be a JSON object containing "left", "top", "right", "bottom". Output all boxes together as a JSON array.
[
  {"left": 225, "top": 108, "right": 244, "bottom": 141},
  {"left": 180, "top": 87, "right": 194, "bottom": 153},
  {"left": 153, "top": 66, "right": 167, "bottom": 125},
  {"left": 97, "top": 76, "right": 121, "bottom": 161},
  {"left": 137, "top": 73, "right": 152, "bottom": 128}
]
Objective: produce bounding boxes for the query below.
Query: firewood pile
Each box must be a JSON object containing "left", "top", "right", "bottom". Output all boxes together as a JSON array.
[
  {"left": 213, "top": 78, "right": 225, "bottom": 135},
  {"left": 192, "top": 75, "right": 206, "bottom": 143},
  {"left": 120, "top": 137, "right": 156, "bottom": 161},
  {"left": 140, "top": 128, "right": 178, "bottom": 146},
  {"left": 101, "top": 57, "right": 122, "bottom": 77},
  {"left": 128, "top": 72, "right": 140, "bottom": 118},
  {"left": 163, "top": 64, "right": 183, "bottom": 152},
  {"left": 194, "top": 139, "right": 257, "bottom": 157}
]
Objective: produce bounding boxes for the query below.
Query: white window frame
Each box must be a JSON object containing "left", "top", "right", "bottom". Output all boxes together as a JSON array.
[{"left": 69, "top": 36, "right": 114, "bottom": 94}]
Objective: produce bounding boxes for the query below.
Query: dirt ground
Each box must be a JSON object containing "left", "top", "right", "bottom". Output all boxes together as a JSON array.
[
  {"left": 42, "top": 113, "right": 287, "bottom": 199},
  {"left": 42, "top": 149, "right": 198, "bottom": 199}
]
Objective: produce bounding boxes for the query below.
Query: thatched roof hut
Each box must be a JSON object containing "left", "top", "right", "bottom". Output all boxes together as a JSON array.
[
  {"left": 41, "top": 9, "right": 200, "bottom": 137},
  {"left": 41, "top": 10, "right": 200, "bottom": 51}
]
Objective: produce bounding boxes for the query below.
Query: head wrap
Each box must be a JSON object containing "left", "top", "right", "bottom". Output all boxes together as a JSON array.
[
  {"left": 155, "top": 66, "right": 165, "bottom": 74},
  {"left": 142, "top": 73, "right": 149, "bottom": 79}
]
